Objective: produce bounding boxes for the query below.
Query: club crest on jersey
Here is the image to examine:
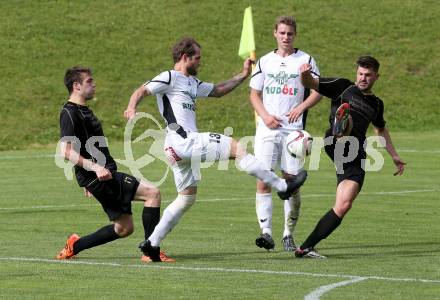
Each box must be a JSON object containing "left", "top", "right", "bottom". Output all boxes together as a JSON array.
[
  {"left": 180, "top": 90, "right": 197, "bottom": 101},
  {"left": 268, "top": 71, "right": 298, "bottom": 85}
]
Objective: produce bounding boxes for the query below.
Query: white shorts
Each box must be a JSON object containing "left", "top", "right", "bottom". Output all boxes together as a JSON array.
[
  {"left": 164, "top": 131, "right": 232, "bottom": 192},
  {"left": 254, "top": 126, "right": 304, "bottom": 175}
]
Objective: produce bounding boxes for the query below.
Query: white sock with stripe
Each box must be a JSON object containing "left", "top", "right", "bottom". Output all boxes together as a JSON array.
[
  {"left": 283, "top": 190, "right": 301, "bottom": 237},
  {"left": 256, "top": 193, "right": 273, "bottom": 236}
]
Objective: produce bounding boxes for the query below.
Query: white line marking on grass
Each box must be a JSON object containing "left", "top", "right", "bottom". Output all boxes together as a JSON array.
[
  {"left": 0, "top": 154, "right": 54, "bottom": 160},
  {"left": 0, "top": 204, "right": 98, "bottom": 211},
  {"left": 361, "top": 189, "right": 437, "bottom": 195},
  {"left": 0, "top": 189, "right": 436, "bottom": 211},
  {"left": 0, "top": 148, "right": 438, "bottom": 161},
  {"left": 305, "top": 277, "right": 368, "bottom": 300},
  {"left": 365, "top": 275, "right": 440, "bottom": 284},
  {"left": 397, "top": 149, "right": 440, "bottom": 154},
  {"left": 1, "top": 257, "right": 440, "bottom": 285},
  {"left": 199, "top": 188, "right": 437, "bottom": 202}
]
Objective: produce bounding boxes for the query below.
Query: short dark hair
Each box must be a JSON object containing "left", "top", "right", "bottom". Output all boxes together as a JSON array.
[
  {"left": 274, "top": 16, "right": 297, "bottom": 32},
  {"left": 356, "top": 56, "right": 380, "bottom": 73},
  {"left": 64, "top": 66, "right": 92, "bottom": 94},
  {"left": 171, "top": 37, "right": 201, "bottom": 63}
]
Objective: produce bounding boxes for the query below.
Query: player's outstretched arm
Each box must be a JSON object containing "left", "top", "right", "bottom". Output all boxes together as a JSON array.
[
  {"left": 209, "top": 58, "right": 253, "bottom": 98},
  {"left": 59, "top": 142, "right": 113, "bottom": 181},
  {"left": 299, "top": 63, "right": 319, "bottom": 91},
  {"left": 374, "top": 127, "right": 406, "bottom": 176},
  {"left": 124, "top": 85, "right": 151, "bottom": 120}
]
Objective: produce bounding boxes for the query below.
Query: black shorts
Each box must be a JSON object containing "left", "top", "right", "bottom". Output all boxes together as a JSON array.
[
  {"left": 85, "top": 172, "right": 140, "bottom": 221},
  {"left": 324, "top": 136, "right": 366, "bottom": 190}
]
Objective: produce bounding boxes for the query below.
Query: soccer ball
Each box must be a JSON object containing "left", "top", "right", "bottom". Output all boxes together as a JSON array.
[{"left": 285, "top": 130, "right": 313, "bottom": 159}]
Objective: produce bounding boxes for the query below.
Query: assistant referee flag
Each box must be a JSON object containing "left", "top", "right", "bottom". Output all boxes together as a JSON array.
[{"left": 238, "top": 6, "right": 256, "bottom": 60}]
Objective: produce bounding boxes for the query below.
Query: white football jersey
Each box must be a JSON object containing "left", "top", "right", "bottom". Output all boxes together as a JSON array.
[
  {"left": 145, "top": 70, "right": 214, "bottom": 133},
  {"left": 250, "top": 49, "right": 320, "bottom": 131}
]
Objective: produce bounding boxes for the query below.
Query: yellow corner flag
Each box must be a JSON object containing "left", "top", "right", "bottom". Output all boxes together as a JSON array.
[
  {"left": 238, "top": 7, "right": 258, "bottom": 127},
  {"left": 238, "top": 6, "right": 256, "bottom": 61}
]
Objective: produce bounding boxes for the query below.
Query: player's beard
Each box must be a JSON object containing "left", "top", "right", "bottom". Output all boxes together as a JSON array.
[
  {"left": 187, "top": 66, "right": 198, "bottom": 76},
  {"left": 85, "top": 91, "right": 95, "bottom": 100},
  {"left": 357, "top": 82, "right": 372, "bottom": 93}
]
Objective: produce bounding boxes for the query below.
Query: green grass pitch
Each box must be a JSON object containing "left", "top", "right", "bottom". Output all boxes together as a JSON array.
[
  {"left": 0, "top": 132, "right": 439, "bottom": 299},
  {"left": 1, "top": 0, "right": 439, "bottom": 298}
]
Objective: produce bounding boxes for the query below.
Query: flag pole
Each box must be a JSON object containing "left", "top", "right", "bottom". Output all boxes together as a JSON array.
[{"left": 250, "top": 51, "right": 258, "bottom": 126}]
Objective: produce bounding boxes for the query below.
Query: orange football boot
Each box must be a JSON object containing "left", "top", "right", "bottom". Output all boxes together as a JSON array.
[
  {"left": 141, "top": 251, "right": 176, "bottom": 263},
  {"left": 56, "top": 233, "right": 80, "bottom": 260}
]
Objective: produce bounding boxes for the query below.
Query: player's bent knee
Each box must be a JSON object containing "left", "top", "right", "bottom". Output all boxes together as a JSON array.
[
  {"left": 177, "top": 193, "right": 197, "bottom": 212},
  {"left": 230, "top": 139, "right": 247, "bottom": 159},
  {"left": 257, "top": 180, "right": 271, "bottom": 193},
  {"left": 137, "top": 181, "right": 161, "bottom": 206},
  {"left": 115, "top": 225, "right": 134, "bottom": 237},
  {"left": 147, "top": 186, "right": 161, "bottom": 206},
  {"left": 334, "top": 202, "right": 352, "bottom": 217},
  {"left": 114, "top": 220, "right": 134, "bottom": 237}
]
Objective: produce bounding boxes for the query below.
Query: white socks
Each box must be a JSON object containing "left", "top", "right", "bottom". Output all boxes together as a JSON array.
[
  {"left": 256, "top": 193, "right": 273, "bottom": 236},
  {"left": 256, "top": 190, "right": 301, "bottom": 238},
  {"left": 148, "top": 194, "right": 196, "bottom": 247},
  {"left": 283, "top": 190, "right": 301, "bottom": 237},
  {"left": 238, "top": 154, "right": 287, "bottom": 192}
]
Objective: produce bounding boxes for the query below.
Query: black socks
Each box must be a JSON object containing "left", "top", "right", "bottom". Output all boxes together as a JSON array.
[
  {"left": 72, "top": 206, "right": 161, "bottom": 255},
  {"left": 301, "top": 209, "right": 342, "bottom": 250},
  {"left": 142, "top": 206, "right": 161, "bottom": 240},
  {"left": 73, "top": 224, "right": 120, "bottom": 254}
]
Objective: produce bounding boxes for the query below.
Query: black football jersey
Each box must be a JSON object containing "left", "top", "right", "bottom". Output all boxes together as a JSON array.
[
  {"left": 59, "top": 101, "right": 116, "bottom": 186},
  {"left": 318, "top": 78, "right": 386, "bottom": 140}
]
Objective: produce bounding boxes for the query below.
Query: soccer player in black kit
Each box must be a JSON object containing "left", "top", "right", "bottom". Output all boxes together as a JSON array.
[
  {"left": 56, "top": 66, "right": 174, "bottom": 262},
  {"left": 294, "top": 56, "right": 406, "bottom": 258}
]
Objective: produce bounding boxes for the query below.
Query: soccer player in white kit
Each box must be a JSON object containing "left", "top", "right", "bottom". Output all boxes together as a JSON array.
[
  {"left": 124, "top": 37, "right": 307, "bottom": 261},
  {"left": 249, "top": 16, "right": 322, "bottom": 251}
]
